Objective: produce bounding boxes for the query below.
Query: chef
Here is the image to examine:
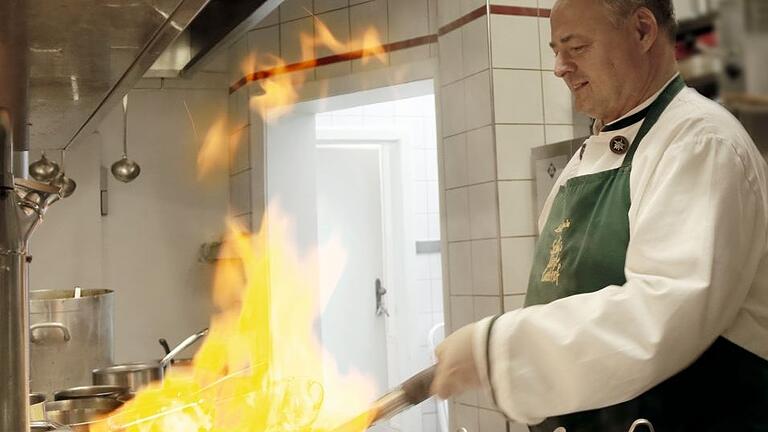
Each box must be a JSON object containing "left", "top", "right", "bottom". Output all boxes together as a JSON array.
[{"left": 431, "top": 0, "right": 768, "bottom": 431}]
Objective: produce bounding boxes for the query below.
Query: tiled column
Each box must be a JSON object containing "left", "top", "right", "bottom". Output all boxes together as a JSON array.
[{"left": 437, "top": 0, "right": 576, "bottom": 430}]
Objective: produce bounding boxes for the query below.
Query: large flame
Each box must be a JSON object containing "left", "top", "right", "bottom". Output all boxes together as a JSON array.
[{"left": 91, "top": 207, "right": 376, "bottom": 432}]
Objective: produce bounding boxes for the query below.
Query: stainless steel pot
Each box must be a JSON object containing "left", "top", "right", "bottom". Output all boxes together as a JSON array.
[
  {"left": 30, "top": 393, "right": 46, "bottom": 422},
  {"left": 53, "top": 385, "right": 129, "bottom": 401},
  {"left": 31, "top": 421, "right": 73, "bottom": 432},
  {"left": 92, "top": 328, "right": 208, "bottom": 392},
  {"left": 30, "top": 289, "right": 114, "bottom": 397},
  {"left": 44, "top": 397, "right": 122, "bottom": 432}
]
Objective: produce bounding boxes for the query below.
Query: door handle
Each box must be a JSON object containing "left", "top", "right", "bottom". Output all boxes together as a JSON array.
[{"left": 375, "top": 278, "right": 389, "bottom": 317}]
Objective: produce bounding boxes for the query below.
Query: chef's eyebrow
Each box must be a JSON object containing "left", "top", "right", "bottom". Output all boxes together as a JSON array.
[{"left": 549, "top": 34, "right": 575, "bottom": 49}]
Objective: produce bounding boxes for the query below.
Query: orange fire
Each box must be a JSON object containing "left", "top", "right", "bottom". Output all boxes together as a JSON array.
[{"left": 90, "top": 207, "right": 377, "bottom": 432}]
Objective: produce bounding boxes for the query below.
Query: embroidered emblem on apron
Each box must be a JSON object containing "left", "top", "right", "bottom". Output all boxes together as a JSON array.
[
  {"left": 609, "top": 135, "right": 630, "bottom": 154},
  {"left": 541, "top": 218, "right": 571, "bottom": 285}
]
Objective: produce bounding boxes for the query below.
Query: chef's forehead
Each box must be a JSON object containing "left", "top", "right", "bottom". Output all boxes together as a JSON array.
[{"left": 550, "top": 0, "right": 617, "bottom": 43}]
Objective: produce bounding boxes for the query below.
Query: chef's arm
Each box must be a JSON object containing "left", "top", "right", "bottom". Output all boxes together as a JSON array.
[{"left": 473, "top": 134, "right": 767, "bottom": 424}]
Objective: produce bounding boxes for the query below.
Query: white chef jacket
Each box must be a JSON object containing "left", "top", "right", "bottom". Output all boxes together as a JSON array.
[{"left": 473, "top": 75, "right": 768, "bottom": 425}]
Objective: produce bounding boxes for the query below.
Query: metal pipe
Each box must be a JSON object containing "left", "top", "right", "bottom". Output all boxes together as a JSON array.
[{"left": 0, "top": 1, "right": 32, "bottom": 430}]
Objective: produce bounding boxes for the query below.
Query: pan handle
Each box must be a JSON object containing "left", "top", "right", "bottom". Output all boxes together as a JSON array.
[
  {"left": 401, "top": 365, "right": 437, "bottom": 405},
  {"left": 30, "top": 322, "right": 71, "bottom": 343}
]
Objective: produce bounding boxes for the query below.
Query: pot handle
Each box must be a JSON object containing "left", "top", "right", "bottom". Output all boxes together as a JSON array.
[{"left": 30, "top": 322, "right": 71, "bottom": 343}]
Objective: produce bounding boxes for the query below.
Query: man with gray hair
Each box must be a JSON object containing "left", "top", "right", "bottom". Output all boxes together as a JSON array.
[{"left": 431, "top": 0, "right": 768, "bottom": 430}]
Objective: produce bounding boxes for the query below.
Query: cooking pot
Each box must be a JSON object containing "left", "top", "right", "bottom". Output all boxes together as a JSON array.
[
  {"left": 44, "top": 397, "right": 122, "bottom": 432},
  {"left": 30, "top": 393, "right": 46, "bottom": 422},
  {"left": 92, "top": 328, "right": 207, "bottom": 392},
  {"left": 53, "top": 385, "right": 129, "bottom": 401},
  {"left": 30, "top": 289, "right": 114, "bottom": 397},
  {"left": 30, "top": 421, "right": 72, "bottom": 432}
]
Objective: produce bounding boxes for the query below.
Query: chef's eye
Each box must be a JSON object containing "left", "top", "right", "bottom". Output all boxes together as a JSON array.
[{"left": 571, "top": 45, "right": 588, "bottom": 54}]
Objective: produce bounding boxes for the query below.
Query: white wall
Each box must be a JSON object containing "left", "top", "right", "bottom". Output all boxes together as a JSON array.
[{"left": 30, "top": 75, "right": 230, "bottom": 363}]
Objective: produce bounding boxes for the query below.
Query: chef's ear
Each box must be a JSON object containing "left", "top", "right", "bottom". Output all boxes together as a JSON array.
[{"left": 633, "top": 6, "right": 659, "bottom": 53}]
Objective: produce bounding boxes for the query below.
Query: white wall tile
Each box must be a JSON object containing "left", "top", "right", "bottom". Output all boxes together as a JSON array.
[
  {"left": 467, "top": 126, "right": 495, "bottom": 184},
  {"left": 504, "top": 294, "right": 526, "bottom": 312},
  {"left": 280, "top": 0, "right": 312, "bottom": 22},
  {"left": 438, "top": 0, "right": 461, "bottom": 27},
  {"left": 452, "top": 403, "right": 479, "bottom": 432},
  {"left": 228, "top": 87, "right": 249, "bottom": 133},
  {"left": 390, "top": 46, "right": 431, "bottom": 66},
  {"left": 254, "top": 7, "right": 280, "bottom": 29},
  {"left": 539, "top": 17, "right": 555, "bottom": 70},
  {"left": 461, "top": 0, "right": 486, "bottom": 15},
  {"left": 390, "top": 0, "right": 429, "bottom": 41},
  {"left": 444, "top": 133, "right": 468, "bottom": 188},
  {"left": 501, "top": 236, "right": 535, "bottom": 295},
  {"left": 350, "top": 0, "right": 390, "bottom": 72},
  {"left": 498, "top": 180, "right": 536, "bottom": 236},
  {"left": 493, "top": 69, "right": 544, "bottom": 124},
  {"left": 446, "top": 187, "right": 471, "bottom": 241},
  {"left": 229, "top": 126, "right": 250, "bottom": 174},
  {"left": 440, "top": 80, "right": 466, "bottom": 137},
  {"left": 315, "top": 0, "right": 347, "bottom": 13},
  {"left": 465, "top": 70, "right": 493, "bottom": 130},
  {"left": 509, "top": 421, "right": 530, "bottom": 432},
  {"left": 315, "top": 8, "right": 350, "bottom": 56},
  {"left": 439, "top": 29, "right": 464, "bottom": 85},
  {"left": 229, "top": 169, "right": 252, "bottom": 216},
  {"left": 449, "top": 296, "right": 475, "bottom": 331},
  {"left": 228, "top": 35, "right": 249, "bottom": 85},
  {"left": 539, "top": 0, "right": 556, "bottom": 8},
  {"left": 545, "top": 124, "right": 577, "bottom": 144},
  {"left": 427, "top": 182, "right": 440, "bottom": 213},
  {"left": 496, "top": 124, "right": 545, "bottom": 180},
  {"left": 448, "top": 241, "right": 472, "bottom": 295},
  {"left": 471, "top": 239, "right": 501, "bottom": 296},
  {"left": 474, "top": 296, "right": 501, "bottom": 322},
  {"left": 478, "top": 408, "right": 507, "bottom": 432},
  {"left": 280, "top": 17, "right": 314, "bottom": 64},
  {"left": 468, "top": 182, "right": 499, "bottom": 239},
  {"left": 462, "top": 15, "right": 490, "bottom": 77},
  {"left": 543, "top": 72, "right": 574, "bottom": 124},
  {"left": 428, "top": 0, "right": 438, "bottom": 34},
  {"left": 490, "top": 15, "right": 540, "bottom": 69},
  {"left": 247, "top": 26, "right": 281, "bottom": 70}
]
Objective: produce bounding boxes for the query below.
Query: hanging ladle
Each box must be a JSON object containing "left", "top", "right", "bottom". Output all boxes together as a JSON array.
[
  {"left": 111, "top": 95, "right": 141, "bottom": 183},
  {"left": 29, "top": 150, "right": 60, "bottom": 182},
  {"left": 51, "top": 149, "right": 77, "bottom": 198}
]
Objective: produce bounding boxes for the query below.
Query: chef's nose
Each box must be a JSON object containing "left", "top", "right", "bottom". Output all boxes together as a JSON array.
[{"left": 554, "top": 52, "right": 575, "bottom": 78}]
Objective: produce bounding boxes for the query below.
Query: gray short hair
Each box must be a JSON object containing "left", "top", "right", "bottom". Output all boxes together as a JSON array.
[{"left": 601, "top": 0, "right": 677, "bottom": 42}]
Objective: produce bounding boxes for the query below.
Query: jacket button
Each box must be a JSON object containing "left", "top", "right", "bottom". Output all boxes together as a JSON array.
[{"left": 553, "top": 428, "right": 567, "bottom": 432}]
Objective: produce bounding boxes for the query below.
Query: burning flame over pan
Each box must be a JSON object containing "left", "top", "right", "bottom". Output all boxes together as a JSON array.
[{"left": 91, "top": 207, "right": 377, "bottom": 431}]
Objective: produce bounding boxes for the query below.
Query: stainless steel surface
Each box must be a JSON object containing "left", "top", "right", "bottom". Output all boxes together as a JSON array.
[
  {"left": 0, "top": 0, "right": 29, "bottom": 152},
  {"left": 92, "top": 362, "right": 163, "bottom": 392},
  {"left": 30, "top": 289, "right": 114, "bottom": 398},
  {"left": 50, "top": 172, "right": 77, "bottom": 198},
  {"left": 31, "top": 421, "right": 72, "bottom": 432},
  {"left": 30, "top": 393, "right": 46, "bottom": 422},
  {"left": 27, "top": 0, "right": 212, "bottom": 151},
  {"left": 110, "top": 96, "right": 141, "bottom": 182},
  {"left": 0, "top": 107, "right": 32, "bottom": 432},
  {"left": 53, "top": 385, "right": 129, "bottom": 401},
  {"left": 44, "top": 397, "right": 122, "bottom": 432},
  {"left": 160, "top": 327, "right": 208, "bottom": 367}
]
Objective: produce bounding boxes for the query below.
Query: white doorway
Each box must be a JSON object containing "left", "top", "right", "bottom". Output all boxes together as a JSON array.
[{"left": 265, "top": 80, "right": 446, "bottom": 432}]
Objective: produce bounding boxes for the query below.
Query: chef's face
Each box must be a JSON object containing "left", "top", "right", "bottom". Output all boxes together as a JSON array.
[{"left": 550, "top": 0, "right": 647, "bottom": 123}]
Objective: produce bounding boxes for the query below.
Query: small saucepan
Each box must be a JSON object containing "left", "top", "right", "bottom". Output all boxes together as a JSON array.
[
  {"left": 92, "top": 328, "right": 207, "bottom": 392},
  {"left": 54, "top": 385, "right": 129, "bottom": 401},
  {"left": 44, "top": 397, "right": 123, "bottom": 432},
  {"left": 30, "top": 393, "right": 46, "bottom": 422}
]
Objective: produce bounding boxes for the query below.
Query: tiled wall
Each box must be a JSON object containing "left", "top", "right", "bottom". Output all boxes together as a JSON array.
[
  {"left": 226, "top": 0, "right": 438, "bottom": 233},
  {"left": 224, "top": 0, "right": 580, "bottom": 430},
  {"left": 437, "top": 0, "right": 575, "bottom": 431}
]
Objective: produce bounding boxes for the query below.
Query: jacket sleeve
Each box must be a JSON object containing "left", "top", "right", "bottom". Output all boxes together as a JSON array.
[{"left": 472, "top": 134, "right": 767, "bottom": 424}]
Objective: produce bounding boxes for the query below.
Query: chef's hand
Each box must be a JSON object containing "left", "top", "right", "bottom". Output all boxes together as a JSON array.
[{"left": 431, "top": 322, "right": 481, "bottom": 399}]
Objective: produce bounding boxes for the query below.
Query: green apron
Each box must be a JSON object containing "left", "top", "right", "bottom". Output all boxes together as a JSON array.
[{"left": 522, "top": 76, "right": 768, "bottom": 431}]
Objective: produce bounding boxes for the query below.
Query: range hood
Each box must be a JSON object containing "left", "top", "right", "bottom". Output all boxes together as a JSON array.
[{"left": 28, "top": 0, "right": 275, "bottom": 152}]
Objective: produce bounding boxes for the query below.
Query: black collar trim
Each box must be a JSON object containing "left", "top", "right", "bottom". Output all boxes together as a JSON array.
[{"left": 600, "top": 105, "right": 651, "bottom": 133}]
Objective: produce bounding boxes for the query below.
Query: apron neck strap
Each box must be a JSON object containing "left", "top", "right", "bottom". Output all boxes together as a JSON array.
[{"left": 621, "top": 75, "right": 686, "bottom": 167}]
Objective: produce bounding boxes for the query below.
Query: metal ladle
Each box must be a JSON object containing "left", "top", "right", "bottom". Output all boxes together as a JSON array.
[
  {"left": 29, "top": 150, "right": 60, "bottom": 182},
  {"left": 50, "top": 149, "right": 77, "bottom": 198},
  {"left": 110, "top": 95, "right": 141, "bottom": 183}
]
